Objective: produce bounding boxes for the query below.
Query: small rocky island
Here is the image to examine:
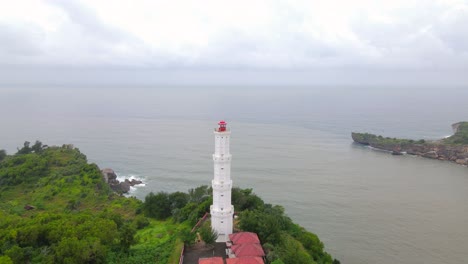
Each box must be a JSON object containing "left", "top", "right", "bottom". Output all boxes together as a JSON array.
[
  {"left": 352, "top": 122, "right": 468, "bottom": 166},
  {"left": 101, "top": 168, "right": 143, "bottom": 193}
]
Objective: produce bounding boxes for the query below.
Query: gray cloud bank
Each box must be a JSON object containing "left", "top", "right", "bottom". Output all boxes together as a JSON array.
[{"left": 0, "top": 0, "right": 467, "bottom": 86}]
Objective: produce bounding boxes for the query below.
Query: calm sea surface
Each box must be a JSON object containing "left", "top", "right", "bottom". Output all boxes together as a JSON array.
[{"left": 1, "top": 85, "right": 468, "bottom": 264}]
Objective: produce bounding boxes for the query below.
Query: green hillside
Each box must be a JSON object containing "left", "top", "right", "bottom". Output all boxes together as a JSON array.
[
  {"left": 0, "top": 142, "right": 184, "bottom": 264},
  {"left": 0, "top": 142, "right": 338, "bottom": 264},
  {"left": 443, "top": 122, "right": 468, "bottom": 144}
]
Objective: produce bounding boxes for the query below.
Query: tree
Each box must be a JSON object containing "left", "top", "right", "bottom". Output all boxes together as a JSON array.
[
  {"left": 0, "top": 256, "right": 13, "bottom": 264},
  {"left": 232, "top": 188, "right": 264, "bottom": 211},
  {"left": 0, "top": 149, "right": 6, "bottom": 161},
  {"left": 54, "top": 237, "right": 107, "bottom": 263},
  {"left": 169, "top": 191, "right": 189, "bottom": 211},
  {"left": 66, "top": 199, "right": 80, "bottom": 211},
  {"left": 290, "top": 225, "right": 331, "bottom": 263},
  {"left": 188, "top": 185, "right": 211, "bottom": 203},
  {"left": 199, "top": 225, "right": 218, "bottom": 245},
  {"left": 173, "top": 202, "right": 197, "bottom": 223},
  {"left": 277, "top": 233, "right": 315, "bottom": 264},
  {"left": 239, "top": 205, "right": 290, "bottom": 243},
  {"left": 179, "top": 228, "right": 197, "bottom": 246},
  {"left": 119, "top": 223, "right": 136, "bottom": 252},
  {"left": 134, "top": 215, "right": 150, "bottom": 229},
  {"left": 5, "top": 245, "right": 33, "bottom": 263},
  {"left": 31, "top": 140, "right": 44, "bottom": 153},
  {"left": 16, "top": 141, "right": 32, "bottom": 155},
  {"left": 271, "top": 259, "right": 285, "bottom": 264},
  {"left": 143, "top": 192, "right": 171, "bottom": 219}
]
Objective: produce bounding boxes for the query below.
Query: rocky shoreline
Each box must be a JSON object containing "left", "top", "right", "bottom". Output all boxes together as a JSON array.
[
  {"left": 101, "top": 168, "right": 143, "bottom": 193},
  {"left": 352, "top": 122, "right": 468, "bottom": 166}
]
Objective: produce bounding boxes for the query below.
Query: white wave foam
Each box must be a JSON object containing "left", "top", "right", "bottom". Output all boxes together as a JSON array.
[
  {"left": 367, "top": 145, "right": 392, "bottom": 153},
  {"left": 116, "top": 174, "right": 146, "bottom": 187},
  {"left": 128, "top": 186, "right": 137, "bottom": 193},
  {"left": 119, "top": 174, "right": 146, "bottom": 196}
]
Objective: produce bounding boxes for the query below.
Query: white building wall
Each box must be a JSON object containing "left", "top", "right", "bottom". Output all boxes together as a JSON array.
[{"left": 210, "top": 128, "right": 234, "bottom": 242}]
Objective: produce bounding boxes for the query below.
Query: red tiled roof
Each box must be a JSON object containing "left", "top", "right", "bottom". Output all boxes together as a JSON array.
[
  {"left": 199, "top": 257, "right": 224, "bottom": 264},
  {"left": 231, "top": 243, "right": 265, "bottom": 257},
  {"left": 229, "top": 232, "right": 260, "bottom": 244},
  {"left": 226, "top": 257, "right": 264, "bottom": 264}
]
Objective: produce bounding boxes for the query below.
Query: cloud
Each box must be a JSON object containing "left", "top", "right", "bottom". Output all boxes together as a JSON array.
[
  {"left": 434, "top": 5, "right": 468, "bottom": 53},
  {"left": 0, "top": 0, "right": 467, "bottom": 74},
  {"left": 348, "top": 1, "right": 468, "bottom": 69},
  {"left": 47, "top": 0, "right": 124, "bottom": 42},
  {"left": 0, "top": 22, "right": 46, "bottom": 63}
]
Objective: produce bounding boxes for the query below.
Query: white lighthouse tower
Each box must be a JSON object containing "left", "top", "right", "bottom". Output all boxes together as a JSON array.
[{"left": 210, "top": 120, "right": 234, "bottom": 242}]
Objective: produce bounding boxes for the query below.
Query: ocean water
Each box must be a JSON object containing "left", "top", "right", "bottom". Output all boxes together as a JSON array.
[{"left": 1, "top": 85, "right": 468, "bottom": 264}]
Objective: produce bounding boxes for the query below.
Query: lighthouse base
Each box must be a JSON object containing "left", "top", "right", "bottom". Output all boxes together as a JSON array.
[
  {"left": 210, "top": 205, "right": 234, "bottom": 242},
  {"left": 215, "top": 234, "right": 228, "bottom": 243}
]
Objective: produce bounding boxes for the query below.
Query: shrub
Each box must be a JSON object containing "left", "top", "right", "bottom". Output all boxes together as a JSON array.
[
  {"left": 143, "top": 192, "right": 171, "bottom": 219},
  {"left": 199, "top": 225, "right": 218, "bottom": 245}
]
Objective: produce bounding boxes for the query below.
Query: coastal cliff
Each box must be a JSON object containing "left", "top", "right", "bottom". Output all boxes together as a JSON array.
[{"left": 352, "top": 122, "right": 468, "bottom": 166}]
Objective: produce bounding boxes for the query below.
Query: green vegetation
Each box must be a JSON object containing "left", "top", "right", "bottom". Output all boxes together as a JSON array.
[
  {"left": 0, "top": 149, "right": 6, "bottom": 162},
  {"left": 443, "top": 122, "right": 468, "bottom": 145},
  {"left": 1, "top": 141, "right": 338, "bottom": 264},
  {"left": 148, "top": 185, "right": 339, "bottom": 264},
  {"left": 107, "top": 220, "right": 187, "bottom": 264},
  {"left": 0, "top": 142, "right": 187, "bottom": 264},
  {"left": 199, "top": 225, "right": 218, "bottom": 245},
  {"left": 351, "top": 132, "right": 421, "bottom": 147},
  {"left": 238, "top": 203, "right": 338, "bottom": 264},
  {"left": 353, "top": 122, "right": 468, "bottom": 147}
]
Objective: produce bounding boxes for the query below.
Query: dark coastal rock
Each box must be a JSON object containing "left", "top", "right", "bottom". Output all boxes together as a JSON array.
[
  {"left": 102, "top": 168, "right": 117, "bottom": 183},
  {"left": 129, "top": 179, "right": 143, "bottom": 185},
  {"left": 392, "top": 146, "right": 403, "bottom": 155},
  {"left": 120, "top": 180, "right": 131, "bottom": 193},
  {"left": 101, "top": 168, "right": 143, "bottom": 194}
]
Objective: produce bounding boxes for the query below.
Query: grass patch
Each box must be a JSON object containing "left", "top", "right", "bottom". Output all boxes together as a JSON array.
[
  {"left": 133, "top": 219, "right": 178, "bottom": 248},
  {"left": 168, "top": 238, "right": 184, "bottom": 264},
  {"left": 107, "top": 220, "right": 184, "bottom": 264}
]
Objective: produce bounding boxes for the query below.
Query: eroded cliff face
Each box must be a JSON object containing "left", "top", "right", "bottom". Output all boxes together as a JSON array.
[
  {"left": 404, "top": 144, "right": 468, "bottom": 165},
  {"left": 351, "top": 127, "right": 468, "bottom": 166}
]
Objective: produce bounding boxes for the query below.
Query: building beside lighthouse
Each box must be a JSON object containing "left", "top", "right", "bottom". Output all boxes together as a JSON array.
[{"left": 210, "top": 120, "right": 234, "bottom": 242}]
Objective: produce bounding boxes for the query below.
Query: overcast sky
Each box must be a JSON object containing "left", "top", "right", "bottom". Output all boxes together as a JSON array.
[{"left": 1, "top": 0, "right": 467, "bottom": 85}]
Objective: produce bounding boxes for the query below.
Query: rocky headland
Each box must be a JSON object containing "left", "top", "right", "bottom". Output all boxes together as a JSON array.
[
  {"left": 352, "top": 122, "right": 468, "bottom": 166},
  {"left": 101, "top": 168, "right": 143, "bottom": 193}
]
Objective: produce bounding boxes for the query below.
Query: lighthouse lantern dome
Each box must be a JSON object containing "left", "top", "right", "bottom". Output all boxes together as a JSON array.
[{"left": 218, "top": 120, "right": 227, "bottom": 132}]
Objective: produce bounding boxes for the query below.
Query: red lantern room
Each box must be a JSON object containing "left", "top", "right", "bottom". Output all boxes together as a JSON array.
[{"left": 218, "top": 120, "right": 227, "bottom": 132}]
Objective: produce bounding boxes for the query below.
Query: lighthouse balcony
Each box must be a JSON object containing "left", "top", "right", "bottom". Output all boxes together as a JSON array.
[
  {"left": 212, "top": 180, "right": 232, "bottom": 191},
  {"left": 214, "top": 128, "right": 231, "bottom": 133},
  {"left": 210, "top": 205, "right": 234, "bottom": 216},
  {"left": 212, "top": 154, "right": 232, "bottom": 161}
]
